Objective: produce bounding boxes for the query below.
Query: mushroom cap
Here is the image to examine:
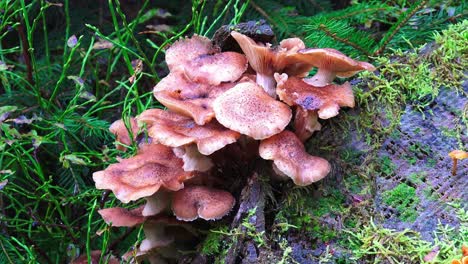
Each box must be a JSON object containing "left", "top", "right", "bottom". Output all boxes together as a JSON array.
[
  {"left": 291, "top": 48, "right": 376, "bottom": 75},
  {"left": 259, "top": 130, "right": 331, "bottom": 186},
  {"left": 213, "top": 81, "right": 292, "bottom": 140},
  {"left": 93, "top": 143, "right": 194, "bottom": 203},
  {"left": 294, "top": 108, "right": 321, "bottom": 142},
  {"left": 98, "top": 206, "right": 145, "bottom": 227},
  {"left": 171, "top": 186, "right": 235, "bottom": 221},
  {"left": 109, "top": 118, "right": 139, "bottom": 151},
  {"left": 184, "top": 51, "right": 248, "bottom": 85},
  {"left": 137, "top": 109, "right": 240, "bottom": 155},
  {"left": 275, "top": 73, "right": 354, "bottom": 119},
  {"left": 230, "top": 31, "right": 314, "bottom": 77},
  {"left": 449, "top": 150, "right": 468, "bottom": 160},
  {"left": 153, "top": 72, "right": 236, "bottom": 125},
  {"left": 165, "top": 35, "right": 218, "bottom": 72},
  {"left": 231, "top": 31, "right": 275, "bottom": 75}
]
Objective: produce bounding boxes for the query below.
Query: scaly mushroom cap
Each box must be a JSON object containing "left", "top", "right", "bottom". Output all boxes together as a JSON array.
[
  {"left": 98, "top": 206, "right": 145, "bottom": 227},
  {"left": 172, "top": 186, "right": 235, "bottom": 221},
  {"left": 294, "top": 108, "right": 321, "bottom": 142},
  {"left": 93, "top": 144, "right": 194, "bottom": 203},
  {"left": 213, "top": 81, "right": 292, "bottom": 139},
  {"left": 291, "top": 48, "right": 376, "bottom": 86},
  {"left": 184, "top": 51, "right": 248, "bottom": 85},
  {"left": 153, "top": 72, "right": 236, "bottom": 125},
  {"left": 275, "top": 73, "right": 354, "bottom": 119},
  {"left": 165, "top": 35, "right": 217, "bottom": 72},
  {"left": 109, "top": 118, "right": 139, "bottom": 151},
  {"left": 259, "top": 130, "right": 331, "bottom": 186},
  {"left": 137, "top": 109, "right": 240, "bottom": 155}
]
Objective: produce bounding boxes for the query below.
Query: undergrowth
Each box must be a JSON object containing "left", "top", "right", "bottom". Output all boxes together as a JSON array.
[{"left": 0, "top": 0, "right": 465, "bottom": 262}]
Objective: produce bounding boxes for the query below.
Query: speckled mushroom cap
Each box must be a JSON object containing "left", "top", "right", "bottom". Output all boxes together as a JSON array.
[
  {"left": 93, "top": 143, "right": 194, "bottom": 203},
  {"left": 291, "top": 48, "right": 376, "bottom": 86},
  {"left": 153, "top": 72, "right": 237, "bottom": 125},
  {"left": 109, "top": 118, "right": 139, "bottom": 151},
  {"left": 275, "top": 73, "right": 355, "bottom": 119},
  {"left": 184, "top": 51, "right": 248, "bottom": 85},
  {"left": 171, "top": 186, "right": 235, "bottom": 221},
  {"left": 165, "top": 35, "right": 217, "bottom": 72},
  {"left": 137, "top": 109, "right": 240, "bottom": 155},
  {"left": 259, "top": 130, "right": 331, "bottom": 186},
  {"left": 213, "top": 81, "right": 292, "bottom": 140},
  {"left": 98, "top": 206, "right": 145, "bottom": 227},
  {"left": 165, "top": 35, "right": 247, "bottom": 85}
]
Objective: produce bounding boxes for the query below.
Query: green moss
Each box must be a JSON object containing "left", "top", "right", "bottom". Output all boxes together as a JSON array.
[
  {"left": 379, "top": 155, "right": 396, "bottom": 176},
  {"left": 349, "top": 20, "right": 467, "bottom": 146},
  {"left": 382, "top": 183, "right": 419, "bottom": 222},
  {"left": 200, "top": 226, "right": 228, "bottom": 256}
]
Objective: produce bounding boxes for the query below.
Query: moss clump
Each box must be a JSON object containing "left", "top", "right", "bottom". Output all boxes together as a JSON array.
[
  {"left": 383, "top": 183, "right": 419, "bottom": 222},
  {"left": 200, "top": 226, "right": 229, "bottom": 256},
  {"left": 350, "top": 20, "right": 467, "bottom": 146}
]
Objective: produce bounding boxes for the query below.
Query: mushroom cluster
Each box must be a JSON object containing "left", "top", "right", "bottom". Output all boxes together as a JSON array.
[{"left": 93, "top": 30, "right": 375, "bottom": 262}]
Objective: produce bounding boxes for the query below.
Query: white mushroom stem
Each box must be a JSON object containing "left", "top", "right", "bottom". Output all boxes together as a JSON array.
[
  {"left": 142, "top": 190, "right": 171, "bottom": 216},
  {"left": 306, "top": 68, "right": 336, "bottom": 87},
  {"left": 256, "top": 73, "right": 277, "bottom": 98}
]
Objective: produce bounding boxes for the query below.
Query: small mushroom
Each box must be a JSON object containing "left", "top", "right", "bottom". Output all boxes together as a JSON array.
[
  {"left": 448, "top": 150, "right": 468, "bottom": 176},
  {"left": 259, "top": 130, "right": 331, "bottom": 186},
  {"left": 109, "top": 117, "right": 139, "bottom": 151},
  {"left": 213, "top": 81, "right": 292, "bottom": 140},
  {"left": 137, "top": 108, "right": 240, "bottom": 155},
  {"left": 275, "top": 73, "right": 354, "bottom": 119},
  {"left": 171, "top": 186, "right": 235, "bottom": 221},
  {"left": 291, "top": 48, "right": 375, "bottom": 87},
  {"left": 98, "top": 206, "right": 145, "bottom": 227},
  {"left": 93, "top": 143, "right": 194, "bottom": 203},
  {"left": 230, "top": 31, "right": 314, "bottom": 97},
  {"left": 294, "top": 107, "right": 321, "bottom": 142}
]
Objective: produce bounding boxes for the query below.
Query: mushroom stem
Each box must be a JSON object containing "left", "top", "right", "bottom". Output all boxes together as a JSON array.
[
  {"left": 451, "top": 158, "right": 458, "bottom": 176},
  {"left": 307, "top": 68, "right": 336, "bottom": 87},
  {"left": 142, "top": 190, "right": 171, "bottom": 216},
  {"left": 256, "top": 73, "right": 277, "bottom": 98}
]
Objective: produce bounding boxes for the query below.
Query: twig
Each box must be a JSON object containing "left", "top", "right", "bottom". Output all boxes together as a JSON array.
[
  {"left": 17, "top": 23, "right": 34, "bottom": 85},
  {"left": 318, "top": 24, "right": 372, "bottom": 56},
  {"left": 374, "top": 0, "right": 428, "bottom": 55}
]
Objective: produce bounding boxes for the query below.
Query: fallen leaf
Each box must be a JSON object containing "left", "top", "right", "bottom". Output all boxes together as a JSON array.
[
  {"left": 93, "top": 39, "right": 113, "bottom": 50},
  {"left": 67, "top": 35, "right": 78, "bottom": 48}
]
